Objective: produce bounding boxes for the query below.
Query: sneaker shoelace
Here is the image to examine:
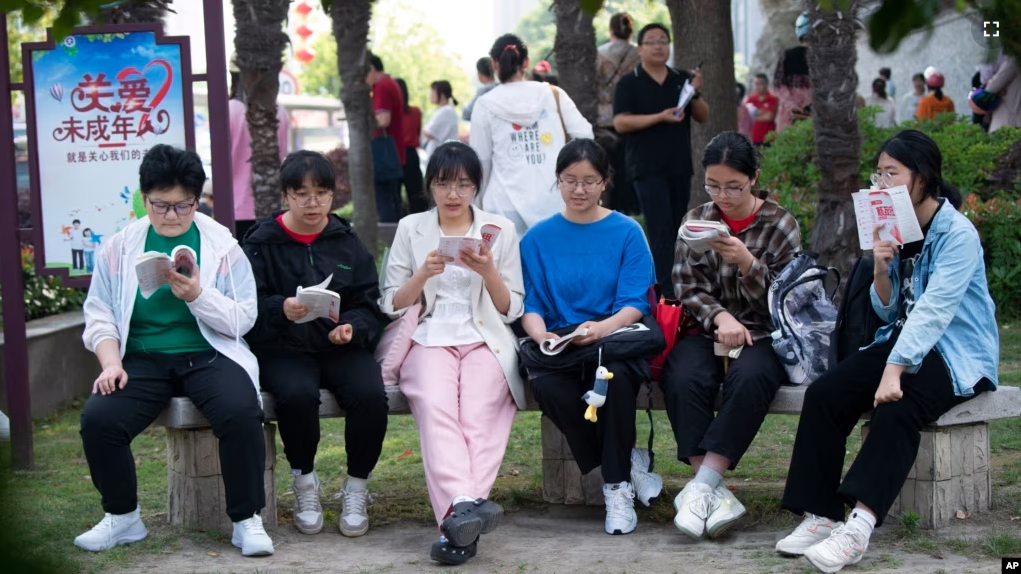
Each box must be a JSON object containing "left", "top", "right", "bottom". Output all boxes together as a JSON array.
[
  {"left": 824, "top": 525, "right": 864, "bottom": 556},
  {"left": 295, "top": 483, "right": 322, "bottom": 514},
  {"left": 89, "top": 514, "right": 115, "bottom": 538},
  {"left": 689, "top": 491, "right": 718, "bottom": 520},
  {"left": 606, "top": 487, "right": 635, "bottom": 517},
  {"left": 240, "top": 515, "right": 267, "bottom": 537},
  {"left": 342, "top": 488, "right": 368, "bottom": 517}
]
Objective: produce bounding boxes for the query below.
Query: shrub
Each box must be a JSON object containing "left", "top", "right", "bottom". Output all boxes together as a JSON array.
[
  {"left": 0, "top": 246, "right": 88, "bottom": 327},
  {"left": 961, "top": 190, "right": 1021, "bottom": 318}
]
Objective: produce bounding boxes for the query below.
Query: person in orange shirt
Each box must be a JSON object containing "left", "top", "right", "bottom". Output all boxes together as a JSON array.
[{"left": 915, "top": 66, "right": 955, "bottom": 120}]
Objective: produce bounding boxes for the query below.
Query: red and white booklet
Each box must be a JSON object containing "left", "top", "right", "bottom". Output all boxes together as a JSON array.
[
  {"left": 437, "top": 223, "right": 502, "bottom": 268},
  {"left": 851, "top": 185, "right": 923, "bottom": 250}
]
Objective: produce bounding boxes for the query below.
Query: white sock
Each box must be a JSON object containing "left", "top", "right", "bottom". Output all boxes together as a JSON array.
[
  {"left": 845, "top": 509, "right": 876, "bottom": 538},
  {"left": 452, "top": 495, "right": 475, "bottom": 506},
  {"left": 691, "top": 466, "right": 723, "bottom": 490},
  {"left": 345, "top": 476, "right": 368, "bottom": 492}
]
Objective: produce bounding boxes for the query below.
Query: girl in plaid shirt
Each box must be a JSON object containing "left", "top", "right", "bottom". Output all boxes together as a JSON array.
[{"left": 663, "top": 131, "right": 802, "bottom": 541}]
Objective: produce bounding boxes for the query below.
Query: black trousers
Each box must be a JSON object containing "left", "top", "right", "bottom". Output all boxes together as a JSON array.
[
  {"left": 780, "top": 336, "right": 984, "bottom": 527},
  {"left": 235, "top": 219, "right": 256, "bottom": 246},
  {"left": 80, "top": 351, "right": 266, "bottom": 521},
  {"left": 632, "top": 174, "right": 691, "bottom": 299},
  {"left": 72, "top": 249, "right": 84, "bottom": 270},
  {"left": 403, "top": 146, "right": 428, "bottom": 214},
  {"left": 529, "top": 359, "right": 646, "bottom": 484},
  {"left": 375, "top": 178, "right": 403, "bottom": 223},
  {"left": 258, "top": 346, "right": 388, "bottom": 478},
  {"left": 595, "top": 129, "right": 637, "bottom": 215},
  {"left": 662, "top": 334, "right": 786, "bottom": 469}
]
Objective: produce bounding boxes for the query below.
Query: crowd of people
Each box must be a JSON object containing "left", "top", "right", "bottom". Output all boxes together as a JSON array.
[{"left": 71, "top": 10, "right": 1009, "bottom": 574}]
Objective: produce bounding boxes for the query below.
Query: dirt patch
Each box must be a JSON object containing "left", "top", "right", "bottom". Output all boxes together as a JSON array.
[{"left": 121, "top": 506, "right": 1004, "bottom": 574}]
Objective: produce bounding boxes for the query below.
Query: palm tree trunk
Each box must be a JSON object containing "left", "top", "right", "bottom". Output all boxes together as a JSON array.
[
  {"left": 232, "top": 0, "right": 290, "bottom": 219},
  {"left": 552, "top": 0, "right": 597, "bottom": 124},
  {"left": 666, "top": 0, "right": 736, "bottom": 208},
  {"left": 806, "top": 1, "right": 862, "bottom": 285},
  {"left": 330, "top": 0, "right": 378, "bottom": 257},
  {"left": 92, "top": 0, "right": 172, "bottom": 26}
]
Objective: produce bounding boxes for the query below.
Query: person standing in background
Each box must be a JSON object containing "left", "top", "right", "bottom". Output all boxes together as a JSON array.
[
  {"left": 985, "top": 55, "right": 1021, "bottom": 133},
  {"left": 744, "top": 73, "right": 778, "bottom": 145},
  {"left": 463, "top": 58, "right": 497, "bottom": 122},
  {"left": 421, "top": 81, "right": 460, "bottom": 159},
  {"left": 865, "top": 78, "right": 897, "bottom": 128},
  {"left": 595, "top": 11, "right": 641, "bottom": 215},
  {"left": 396, "top": 78, "right": 427, "bottom": 214},
  {"left": 229, "top": 66, "right": 291, "bottom": 242},
  {"left": 736, "top": 83, "right": 754, "bottom": 140},
  {"left": 774, "top": 12, "right": 813, "bottom": 132},
  {"left": 899, "top": 73, "right": 925, "bottom": 125},
  {"left": 915, "top": 66, "right": 955, "bottom": 120},
  {"left": 366, "top": 52, "right": 407, "bottom": 223},
  {"left": 878, "top": 67, "right": 896, "bottom": 99}
]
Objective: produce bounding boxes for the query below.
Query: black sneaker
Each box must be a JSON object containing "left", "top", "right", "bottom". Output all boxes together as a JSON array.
[
  {"left": 441, "top": 499, "right": 503, "bottom": 547},
  {"left": 430, "top": 535, "right": 478, "bottom": 565}
]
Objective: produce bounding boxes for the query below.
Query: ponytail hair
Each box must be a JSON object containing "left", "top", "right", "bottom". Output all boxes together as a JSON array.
[
  {"left": 872, "top": 77, "right": 888, "bottom": 100},
  {"left": 934, "top": 87, "right": 944, "bottom": 101},
  {"left": 489, "top": 34, "right": 529, "bottom": 84},
  {"left": 874, "top": 129, "right": 962, "bottom": 209},
  {"left": 609, "top": 12, "right": 634, "bottom": 40},
  {"left": 430, "top": 80, "right": 458, "bottom": 106}
]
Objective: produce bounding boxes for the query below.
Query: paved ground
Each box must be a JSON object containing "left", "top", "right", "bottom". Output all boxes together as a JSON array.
[{"left": 122, "top": 506, "right": 1002, "bottom": 574}]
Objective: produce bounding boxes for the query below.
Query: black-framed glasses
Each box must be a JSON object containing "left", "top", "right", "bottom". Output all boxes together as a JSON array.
[
  {"left": 704, "top": 180, "right": 751, "bottom": 198},
  {"left": 641, "top": 40, "right": 670, "bottom": 47},
  {"left": 558, "top": 178, "right": 604, "bottom": 193},
  {"left": 287, "top": 189, "right": 334, "bottom": 208},
  {"left": 431, "top": 181, "right": 476, "bottom": 197},
  {"left": 149, "top": 200, "right": 196, "bottom": 216}
]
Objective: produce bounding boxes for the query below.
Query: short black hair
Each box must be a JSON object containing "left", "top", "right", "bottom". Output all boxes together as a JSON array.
[
  {"left": 424, "top": 141, "right": 483, "bottom": 192},
  {"left": 139, "top": 144, "right": 207, "bottom": 200},
  {"left": 476, "top": 56, "right": 493, "bottom": 78},
  {"left": 754, "top": 73, "right": 769, "bottom": 85},
  {"left": 879, "top": 67, "right": 892, "bottom": 79},
  {"left": 72, "top": 219, "right": 81, "bottom": 224},
  {"left": 280, "top": 150, "right": 336, "bottom": 193},
  {"left": 555, "top": 138, "right": 613, "bottom": 188},
  {"left": 368, "top": 52, "right": 384, "bottom": 72},
  {"left": 637, "top": 23, "right": 670, "bottom": 46}
]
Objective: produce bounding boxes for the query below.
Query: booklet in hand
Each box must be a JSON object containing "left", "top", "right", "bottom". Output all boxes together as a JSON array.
[
  {"left": 678, "top": 220, "right": 731, "bottom": 254},
  {"left": 674, "top": 79, "right": 696, "bottom": 117},
  {"left": 437, "top": 223, "right": 502, "bottom": 268},
  {"left": 851, "top": 185, "right": 923, "bottom": 250},
  {"left": 295, "top": 274, "right": 341, "bottom": 324},
  {"left": 541, "top": 328, "right": 590, "bottom": 356},
  {"left": 135, "top": 246, "right": 197, "bottom": 299}
]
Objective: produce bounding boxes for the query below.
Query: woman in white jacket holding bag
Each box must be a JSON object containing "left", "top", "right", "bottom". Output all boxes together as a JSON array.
[
  {"left": 379, "top": 142, "right": 524, "bottom": 566},
  {"left": 76, "top": 146, "right": 273, "bottom": 558},
  {"left": 470, "top": 33, "right": 593, "bottom": 237}
]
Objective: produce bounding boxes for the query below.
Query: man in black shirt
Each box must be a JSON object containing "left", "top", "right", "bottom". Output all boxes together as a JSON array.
[{"left": 613, "top": 23, "right": 709, "bottom": 298}]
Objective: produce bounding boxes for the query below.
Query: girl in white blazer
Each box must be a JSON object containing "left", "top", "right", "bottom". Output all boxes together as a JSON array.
[{"left": 378, "top": 142, "right": 524, "bottom": 566}]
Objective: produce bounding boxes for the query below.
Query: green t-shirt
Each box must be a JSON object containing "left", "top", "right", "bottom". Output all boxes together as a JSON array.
[{"left": 126, "top": 223, "right": 211, "bottom": 355}]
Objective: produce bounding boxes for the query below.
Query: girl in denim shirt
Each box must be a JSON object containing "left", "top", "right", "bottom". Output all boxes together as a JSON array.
[{"left": 776, "top": 130, "right": 999, "bottom": 573}]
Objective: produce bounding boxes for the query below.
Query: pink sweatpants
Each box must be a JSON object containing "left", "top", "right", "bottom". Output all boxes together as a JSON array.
[{"left": 400, "top": 342, "right": 517, "bottom": 526}]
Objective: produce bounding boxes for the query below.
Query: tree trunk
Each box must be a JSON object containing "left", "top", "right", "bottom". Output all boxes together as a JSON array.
[
  {"left": 666, "top": 0, "right": 736, "bottom": 208},
  {"left": 92, "top": 0, "right": 172, "bottom": 26},
  {"left": 806, "top": 1, "right": 862, "bottom": 286},
  {"left": 233, "top": 0, "right": 290, "bottom": 219},
  {"left": 331, "top": 0, "right": 378, "bottom": 258},
  {"left": 552, "top": 0, "right": 597, "bottom": 124}
]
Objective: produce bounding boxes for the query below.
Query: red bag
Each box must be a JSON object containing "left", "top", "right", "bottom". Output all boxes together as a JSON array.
[{"left": 648, "top": 287, "right": 696, "bottom": 381}]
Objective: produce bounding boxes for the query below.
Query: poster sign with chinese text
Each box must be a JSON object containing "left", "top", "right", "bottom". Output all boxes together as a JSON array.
[{"left": 24, "top": 27, "right": 194, "bottom": 282}]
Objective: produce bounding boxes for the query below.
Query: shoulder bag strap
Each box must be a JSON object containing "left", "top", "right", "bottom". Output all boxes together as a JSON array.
[{"left": 548, "top": 84, "right": 570, "bottom": 142}]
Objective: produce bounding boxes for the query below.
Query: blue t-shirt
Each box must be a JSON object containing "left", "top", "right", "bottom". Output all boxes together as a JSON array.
[{"left": 521, "top": 212, "right": 654, "bottom": 330}]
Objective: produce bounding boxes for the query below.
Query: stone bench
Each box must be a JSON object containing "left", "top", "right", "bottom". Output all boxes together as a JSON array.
[{"left": 155, "top": 383, "right": 1020, "bottom": 532}]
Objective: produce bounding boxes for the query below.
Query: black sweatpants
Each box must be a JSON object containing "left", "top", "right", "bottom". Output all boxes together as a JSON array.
[
  {"left": 258, "top": 346, "right": 388, "bottom": 478},
  {"left": 662, "top": 334, "right": 787, "bottom": 469},
  {"left": 403, "top": 146, "right": 428, "bottom": 214},
  {"left": 80, "top": 351, "right": 266, "bottom": 522},
  {"left": 781, "top": 335, "right": 985, "bottom": 527},
  {"left": 529, "top": 359, "right": 646, "bottom": 484},
  {"left": 632, "top": 174, "right": 690, "bottom": 299}
]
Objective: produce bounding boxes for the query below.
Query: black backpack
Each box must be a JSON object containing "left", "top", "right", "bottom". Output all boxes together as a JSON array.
[{"left": 830, "top": 256, "right": 885, "bottom": 365}]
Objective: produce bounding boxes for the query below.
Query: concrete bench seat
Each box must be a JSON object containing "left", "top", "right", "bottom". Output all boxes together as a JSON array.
[{"left": 156, "top": 384, "right": 1021, "bottom": 532}]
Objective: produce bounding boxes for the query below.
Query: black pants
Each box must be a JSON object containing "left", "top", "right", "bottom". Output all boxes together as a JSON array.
[
  {"left": 662, "top": 334, "right": 786, "bottom": 469},
  {"left": 375, "top": 178, "right": 403, "bottom": 223},
  {"left": 258, "top": 347, "right": 388, "bottom": 477},
  {"left": 632, "top": 174, "right": 691, "bottom": 299},
  {"left": 72, "top": 249, "right": 84, "bottom": 270},
  {"left": 403, "top": 147, "right": 428, "bottom": 214},
  {"left": 781, "top": 336, "right": 985, "bottom": 527},
  {"left": 235, "top": 219, "right": 256, "bottom": 245},
  {"left": 80, "top": 351, "right": 266, "bottom": 521},
  {"left": 529, "top": 359, "right": 646, "bottom": 483},
  {"left": 595, "top": 129, "right": 637, "bottom": 215}
]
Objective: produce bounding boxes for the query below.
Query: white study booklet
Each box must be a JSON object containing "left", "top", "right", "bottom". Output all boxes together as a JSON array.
[
  {"left": 295, "top": 274, "right": 341, "bottom": 324},
  {"left": 437, "top": 223, "right": 502, "bottom": 268},
  {"left": 135, "top": 245, "right": 197, "bottom": 299},
  {"left": 851, "top": 185, "right": 923, "bottom": 250},
  {"left": 675, "top": 79, "right": 696, "bottom": 115},
  {"left": 678, "top": 220, "right": 731, "bottom": 254},
  {"left": 541, "top": 328, "right": 589, "bottom": 355}
]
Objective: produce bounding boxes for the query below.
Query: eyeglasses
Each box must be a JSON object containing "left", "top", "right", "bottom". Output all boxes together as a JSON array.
[
  {"left": 149, "top": 200, "right": 196, "bottom": 216},
  {"left": 641, "top": 40, "right": 670, "bottom": 47},
  {"left": 704, "top": 180, "right": 750, "bottom": 198},
  {"left": 287, "top": 189, "right": 334, "bottom": 207},
  {"left": 431, "top": 181, "right": 476, "bottom": 197},
  {"left": 558, "top": 178, "right": 604, "bottom": 192},
  {"left": 870, "top": 172, "right": 895, "bottom": 189}
]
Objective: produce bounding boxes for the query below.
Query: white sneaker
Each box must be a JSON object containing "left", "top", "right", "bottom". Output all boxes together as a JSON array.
[
  {"left": 73, "top": 506, "right": 148, "bottom": 551},
  {"left": 673, "top": 482, "right": 715, "bottom": 540},
  {"left": 339, "top": 481, "right": 369, "bottom": 537},
  {"left": 803, "top": 524, "right": 869, "bottom": 573},
  {"left": 0, "top": 410, "right": 9, "bottom": 441},
  {"left": 706, "top": 484, "right": 746, "bottom": 538},
  {"left": 292, "top": 471, "right": 323, "bottom": 535},
  {"left": 775, "top": 512, "right": 843, "bottom": 556},
  {"left": 231, "top": 514, "right": 274, "bottom": 556},
  {"left": 630, "top": 448, "right": 663, "bottom": 507},
  {"left": 603, "top": 482, "right": 638, "bottom": 535}
]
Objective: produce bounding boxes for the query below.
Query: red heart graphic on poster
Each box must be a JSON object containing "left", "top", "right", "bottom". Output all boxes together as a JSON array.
[{"left": 115, "top": 59, "right": 174, "bottom": 136}]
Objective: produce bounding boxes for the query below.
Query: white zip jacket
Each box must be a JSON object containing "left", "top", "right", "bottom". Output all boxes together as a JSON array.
[{"left": 81, "top": 212, "right": 261, "bottom": 402}]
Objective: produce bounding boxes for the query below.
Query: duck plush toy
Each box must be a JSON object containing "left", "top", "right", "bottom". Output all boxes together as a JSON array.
[{"left": 582, "top": 364, "right": 614, "bottom": 423}]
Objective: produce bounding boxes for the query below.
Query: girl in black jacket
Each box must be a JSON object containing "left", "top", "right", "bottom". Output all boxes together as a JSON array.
[{"left": 243, "top": 151, "right": 387, "bottom": 539}]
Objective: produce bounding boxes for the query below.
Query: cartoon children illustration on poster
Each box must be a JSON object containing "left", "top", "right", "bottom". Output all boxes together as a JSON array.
[{"left": 64, "top": 219, "right": 84, "bottom": 271}]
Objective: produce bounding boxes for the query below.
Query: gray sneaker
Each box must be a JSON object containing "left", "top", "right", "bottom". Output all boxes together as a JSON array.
[
  {"left": 630, "top": 448, "right": 663, "bottom": 507},
  {"left": 292, "top": 471, "right": 323, "bottom": 535},
  {"left": 339, "top": 480, "right": 369, "bottom": 537}
]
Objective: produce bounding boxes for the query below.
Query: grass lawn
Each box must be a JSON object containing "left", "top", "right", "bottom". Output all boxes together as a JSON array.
[{"left": 2, "top": 326, "right": 1019, "bottom": 573}]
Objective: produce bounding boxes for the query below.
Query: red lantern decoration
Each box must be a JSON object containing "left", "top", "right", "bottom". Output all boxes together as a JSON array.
[
  {"left": 295, "top": 2, "right": 313, "bottom": 17},
  {"left": 296, "top": 24, "right": 314, "bottom": 40},
  {"left": 296, "top": 47, "right": 316, "bottom": 64}
]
